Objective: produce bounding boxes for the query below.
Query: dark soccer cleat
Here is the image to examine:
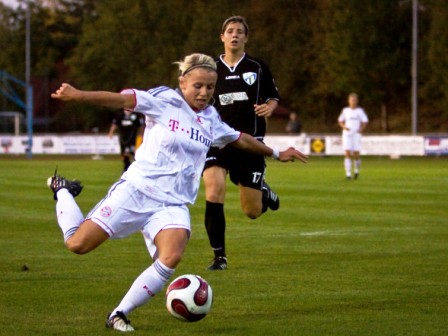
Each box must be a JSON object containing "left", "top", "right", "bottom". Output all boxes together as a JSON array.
[
  {"left": 207, "top": 256, "right": 227, "bottom": 271},
  {"left": 47, "top": 167, "right": 83, "bottom": 200},
  {"left": 262, "top": 181, "right": 280, "bottom": 212},
  {"left": 106, "top": 311, "right": 135, "bottom": 332},
  {"left": 354, "top": 172, "right": 359, "bottom": 179}
]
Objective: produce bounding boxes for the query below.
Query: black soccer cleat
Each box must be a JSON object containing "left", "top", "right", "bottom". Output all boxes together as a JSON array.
[
  {"left": 207, "top": 256, "right": 227, "bottom": 271},
  {"left": 354, "top": 172, "right": 359, "bottom": 180},
  {"left": 106, "top": 311, "right": 135, "bottom": 332},
  {"left": 47, "top": 167, "right": 83, "bottom": 200},
  {"left": 262, "top": 181, "right": 280, "bottom": 212}
]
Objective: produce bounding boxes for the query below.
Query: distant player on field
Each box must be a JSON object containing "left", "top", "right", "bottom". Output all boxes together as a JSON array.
[
  {"left": 338, "top": 93, "right": 369, "bottom": 179},
  {"left": 108, "top": 108, "right": 144, "bottom": 172},
  {"left": 49, "top": 53, "right": 308, "bottom": 332}
]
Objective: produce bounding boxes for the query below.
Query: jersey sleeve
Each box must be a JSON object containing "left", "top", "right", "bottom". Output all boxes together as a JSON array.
[
  {"left": 338, "top": 109, "right": 346, "bottom": 122},
  {"left": 210, "top": 110, "right": 241, "bottom": 148},
  {"left": 120, "top": 87, "right": 176, "bottom": 118},
  {"left": 259, "top": 60, "right": 280, "bottom": 103},
  {"left": 360, "top": 109, "right": 369, "bottom": 122}
]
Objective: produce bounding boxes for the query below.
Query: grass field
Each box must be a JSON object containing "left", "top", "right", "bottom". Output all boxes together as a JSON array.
[{"left": 0, "top": 155, "right": 447, "bottom": 335}]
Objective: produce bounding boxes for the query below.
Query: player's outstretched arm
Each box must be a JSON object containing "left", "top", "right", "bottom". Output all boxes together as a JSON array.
[
  {"left": 51, "top": 83, "right": 135, "bottom": 110},
  {"left": 232, "top": 133, "right": 308, "bottom": 163}
]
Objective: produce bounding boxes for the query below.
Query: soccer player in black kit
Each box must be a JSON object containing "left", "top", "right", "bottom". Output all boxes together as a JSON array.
[
  {"left": 108, "top": 109, "right": 143, "bottom": 172},
  {"left": 203, "top": 16, "right": 281, "bottom": 270}
]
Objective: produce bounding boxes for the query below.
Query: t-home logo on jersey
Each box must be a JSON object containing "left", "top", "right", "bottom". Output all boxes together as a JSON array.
[
  {"left": 243, "top": 72, "right": 257, "bottom": 85},
  {"left": 169, "top": 119, "right": 212, "bottom": 147}
]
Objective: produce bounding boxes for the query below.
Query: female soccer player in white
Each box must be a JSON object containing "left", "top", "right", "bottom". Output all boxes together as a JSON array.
[
  {"left": 49, "top": 53, "right": 307, "bottom": 332},
  {"left": 338, "top": 93, "right": 369, "bottom": 179}
]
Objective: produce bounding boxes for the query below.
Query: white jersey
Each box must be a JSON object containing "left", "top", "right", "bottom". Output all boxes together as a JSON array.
[
  {"left": 120, "top": 86, "right": 241, "bottom": 205},
  {"left": 338, "top": 107, "right": 368, "bottom": 135}
]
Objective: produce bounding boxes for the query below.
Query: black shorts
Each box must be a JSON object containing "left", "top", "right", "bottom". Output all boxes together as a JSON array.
[
  {"left": 120, "top": 144, "right": 135, "bottom": 156},
  {"left": 204, "top": 144, "right": 266, "bottom": 190}
]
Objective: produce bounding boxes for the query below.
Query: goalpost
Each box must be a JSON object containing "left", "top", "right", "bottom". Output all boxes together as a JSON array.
[{"left": 0, "top": 70, "right": 33, "bottom": 158}]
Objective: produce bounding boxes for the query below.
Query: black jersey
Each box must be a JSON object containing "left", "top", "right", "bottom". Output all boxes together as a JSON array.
[
  {"left": 111, "top": 112, "right": 143, "bottom": 146},
  {"left": 213, "top": 53, "right": 280, "bottom": 137}
]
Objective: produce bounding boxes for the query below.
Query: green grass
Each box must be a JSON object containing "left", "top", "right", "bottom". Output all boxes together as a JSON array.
[{"left": 0, "top": 155, "right": 447, "bottom": 335}]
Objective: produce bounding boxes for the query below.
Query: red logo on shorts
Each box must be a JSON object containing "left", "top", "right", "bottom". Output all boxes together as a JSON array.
[{"left": 100, "top": 206, "right": 112, "bottom": 217}]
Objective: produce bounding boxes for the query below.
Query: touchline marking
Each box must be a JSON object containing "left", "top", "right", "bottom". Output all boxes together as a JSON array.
[{"left": 300, "top": 227, "right": 416, "bottom": 237}]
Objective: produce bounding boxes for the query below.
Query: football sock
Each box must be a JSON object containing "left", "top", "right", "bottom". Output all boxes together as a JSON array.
[
  {"left": 123, "top": 156, "right": 131, "bottom": 172},
  {"left": 344, "top": 158, "right": 352, "bottom": 176},
  {"left": 355, "top": 159, "right": 361, "bottom": 173},
  {"left": 55, "top": 189, "right": 84, "bottom": 242},
  {"left": 112, "top": 259, "right": 174, "bottom": 317},
  {"left": 205, "top": 201, "right": 226, "bottom": 258}
]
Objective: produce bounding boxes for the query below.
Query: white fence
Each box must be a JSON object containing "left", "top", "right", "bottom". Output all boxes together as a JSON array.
[{"left": 0, "top": 134, "right": 447, "bottom": 156}]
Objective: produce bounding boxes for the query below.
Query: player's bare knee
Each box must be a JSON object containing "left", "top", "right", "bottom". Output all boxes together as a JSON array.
[
  {"left": 65, "top": 238, "right": 89, "bottom": 255},
  {"left": 159, "top": 252, "right": 183, "bottom": 268}
]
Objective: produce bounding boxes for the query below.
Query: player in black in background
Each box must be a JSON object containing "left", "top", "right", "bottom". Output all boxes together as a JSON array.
[
  {"left": 203, "top": 16, "right": 284, "bottom": 270},
  {"left": 108, "top": 108, "right": 144, "bottom": 172}
]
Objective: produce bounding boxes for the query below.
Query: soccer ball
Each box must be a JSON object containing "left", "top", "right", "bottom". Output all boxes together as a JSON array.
[{"left": 166, "top": 274, "right": 213, "bottom": 322}]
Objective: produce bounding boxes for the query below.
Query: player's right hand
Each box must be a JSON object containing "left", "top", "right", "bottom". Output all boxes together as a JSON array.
[{"left": 51, "top": 83, "right": 80, "bottom": 101}]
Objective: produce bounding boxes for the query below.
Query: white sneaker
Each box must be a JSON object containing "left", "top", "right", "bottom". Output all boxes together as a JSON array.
[{"left": 106, "top": 311, "right": 135, "bottom": 332}]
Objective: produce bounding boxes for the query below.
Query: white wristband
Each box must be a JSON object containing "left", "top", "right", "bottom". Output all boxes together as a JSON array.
[{"left": 271, "top": 148, "right": 280, "bottom": 160}]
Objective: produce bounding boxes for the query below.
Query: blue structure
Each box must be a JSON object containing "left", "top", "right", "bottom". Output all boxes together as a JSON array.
[{"left": 0, "top": 70, "right": 33, "bottom": 158}]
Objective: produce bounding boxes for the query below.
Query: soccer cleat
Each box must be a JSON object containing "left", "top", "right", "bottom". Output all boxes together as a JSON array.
[
  {"left": 354, "top": 172, "right": 359, "bottom": 179},
  {"left": 106, "top": 311, "right": 135, "bottom": 332},
  {"left": 261, "top": 181, "right": 280, "bottom": 212},
  {"left": 207, "top": 256, "right": 227, "bottom": 271},
  {"left": 47, "top": 167, "right": 83, "bottom": 200}
]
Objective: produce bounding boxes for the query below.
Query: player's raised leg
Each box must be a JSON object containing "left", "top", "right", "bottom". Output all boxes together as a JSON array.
[{"left": 47, "top": 169, "right": 109, "bottom": 253}]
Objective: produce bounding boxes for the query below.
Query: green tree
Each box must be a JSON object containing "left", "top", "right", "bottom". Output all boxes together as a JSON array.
[
  {"left": 425, "top": 0, "right": 448, "bottom": 131},
  {"left": 313, "top": 0, "right": 413, "bottom": 132}
]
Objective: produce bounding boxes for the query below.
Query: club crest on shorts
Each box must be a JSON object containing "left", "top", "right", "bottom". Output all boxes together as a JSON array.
[
  {"left": 243, "top": 72, "right": 257, "bottom": 85},
  {"left": 100, "top": 206, "right": 112, "bottom": 217}
]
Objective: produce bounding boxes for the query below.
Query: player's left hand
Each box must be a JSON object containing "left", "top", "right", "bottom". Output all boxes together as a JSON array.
[
  {"left": 254, "top": 103, "right": 275, "bottom": 117},
  {"left": 278, "top": 147, "right": 308, "bottom": 163}
]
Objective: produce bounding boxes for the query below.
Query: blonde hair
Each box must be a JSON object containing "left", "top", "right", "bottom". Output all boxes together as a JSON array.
[{"left": 175, "top": 53, "right": 217, "bottom": 77}]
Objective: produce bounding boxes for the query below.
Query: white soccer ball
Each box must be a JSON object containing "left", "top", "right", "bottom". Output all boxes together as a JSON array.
[
  {"left": 166, "top": 274, "right": 213, "bottom": 322},
  {"left": 47, "top": 177, "right": 53, "bottom": 187}
]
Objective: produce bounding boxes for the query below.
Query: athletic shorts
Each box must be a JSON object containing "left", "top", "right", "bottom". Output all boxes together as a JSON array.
[
  {"left": 342, "top": 131, "right": 362, "bottom": 152},
  {"left": 204, "top": 144, "right": 266, "bottom": 190},
  {"left": 87, "top": 179, "right": 190, "bottom": 259},
  {"left": 120, "top": 143, "right": 135, "bottom": 156}
]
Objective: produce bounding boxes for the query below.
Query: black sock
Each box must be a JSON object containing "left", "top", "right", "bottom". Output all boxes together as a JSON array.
[
  {"left": 261, "top": 188, "right": 269, "bottom": 213},
  {"left": 205, "top": 201, "right": 226, "bottom": 258},
  {"left": 123, "top": 156, "right": 131, "bottom": 171}
]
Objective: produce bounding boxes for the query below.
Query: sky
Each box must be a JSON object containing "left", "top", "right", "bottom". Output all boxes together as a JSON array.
[{"left": 1, "top": 0, "right": 20, "bottom": 8}]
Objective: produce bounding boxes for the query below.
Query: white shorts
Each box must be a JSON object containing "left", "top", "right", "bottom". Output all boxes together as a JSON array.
[
  {"left": 342, "top": 131, "right": 362, "bottom": 152},
  {"left": 87, "top": 179, "right": 191, "bottom": 259}
]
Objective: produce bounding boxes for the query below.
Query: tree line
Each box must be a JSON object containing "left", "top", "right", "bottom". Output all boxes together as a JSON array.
[{"left": 0, "top": 0, "right": 446, "bottom": 133}]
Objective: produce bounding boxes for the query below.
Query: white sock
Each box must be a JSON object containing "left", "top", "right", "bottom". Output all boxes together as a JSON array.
[
  {"left": 344, "top": 158, "right": 352, "bottom": 176},
  {"left": 112, "top": 259, "right": 175, "bottom": 317},
  {"left": 355, "top": 159, "right": 361, "bottom": 173},
  {"left": 55, "top": 189, "right": 84, "bottom": 242}
]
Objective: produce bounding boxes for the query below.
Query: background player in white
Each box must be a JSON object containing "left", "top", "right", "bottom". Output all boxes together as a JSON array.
[
  {"left": 203, "top": 16, "right": 283, "bottom": 271},
  {"left": 338, "top": 93, "right": 369, "bottom": 179},
  {"left": 49, "top": 53, "right": 307, "bottom": 332}
]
